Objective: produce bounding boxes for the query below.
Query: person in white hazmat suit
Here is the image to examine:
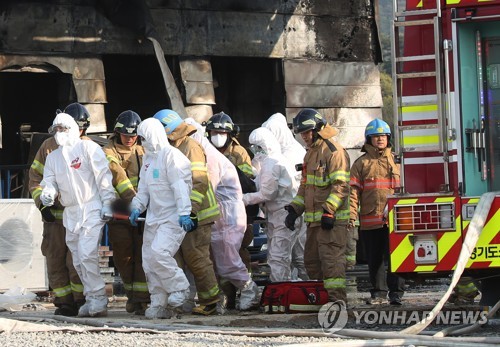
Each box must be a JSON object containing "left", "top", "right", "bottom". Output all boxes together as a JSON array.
[
  {"left": 128, "top": 118, "right": 194, "bottom": 319},
  {"left": 40, "top": 113, "right": 117, "bottom": 317},
  {"left": 242, "top": 127, "right": 300, "bottom": 282},
  {"left": 184, "top": 118, "right": 259, "bottom": 310},
  {"left": 262, "top": 113, "right": 309, "bottom": 281}
]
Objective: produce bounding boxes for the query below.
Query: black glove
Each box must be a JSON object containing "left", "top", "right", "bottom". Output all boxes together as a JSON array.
[
  {"left": 189, "top": 212, "right": 198, "bottom": 232},
  {"left": 40, "top": 205, "right": 56, "bottom": 223},
  {"left": 284, "top": 205, "right": 298, "bottom": 231},
  {"left": 321, "top": 210, "right": 336, "bottom": 230}
]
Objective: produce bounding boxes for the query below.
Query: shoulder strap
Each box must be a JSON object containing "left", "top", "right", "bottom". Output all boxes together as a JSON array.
[{"left": 324, "top": 139, "right": 337, "bottom": 153}]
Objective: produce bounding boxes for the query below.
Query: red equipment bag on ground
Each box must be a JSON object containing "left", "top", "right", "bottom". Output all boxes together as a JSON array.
[{"left": 259, "top": 280, "right": 329, "bottom": 313}]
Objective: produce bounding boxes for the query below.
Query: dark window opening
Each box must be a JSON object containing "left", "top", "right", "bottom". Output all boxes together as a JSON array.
[
  {"left": 211, "top": 57, "right": 285, "bottom": 147},
  {"left": 102, "top": 55, "right": 177, "bottom": 128}
]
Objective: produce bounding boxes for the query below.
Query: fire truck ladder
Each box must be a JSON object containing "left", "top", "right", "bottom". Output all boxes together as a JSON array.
[{"left": 391, "top": 0, "right": 452, "bottom": 193}]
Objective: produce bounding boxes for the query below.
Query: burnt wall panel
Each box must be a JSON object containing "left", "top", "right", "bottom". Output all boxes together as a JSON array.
[
  {"left": 284, "top": 60, "right": 380, "bottom": 86},
  {"left": 0, "top": 2, "right": 378, "bottom": 61},
  {"left": 286, "top": 85, "right": 382, "bottom": 108},
  {"left": 147, "top": 0, "right": 371, "bottom": 17}
]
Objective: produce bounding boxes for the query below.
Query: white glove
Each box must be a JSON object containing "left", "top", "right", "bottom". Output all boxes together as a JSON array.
[
  {"left": 40, "top": 191, "right": 56, "bottom": 206},
  {"left": 100, "top": 204, "right": 113, "bottom": 221}
]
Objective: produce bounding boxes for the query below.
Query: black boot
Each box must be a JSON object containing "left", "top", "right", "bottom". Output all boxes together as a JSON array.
[{"left": 54, "top": 304, "right": 78, "bottom": 316}]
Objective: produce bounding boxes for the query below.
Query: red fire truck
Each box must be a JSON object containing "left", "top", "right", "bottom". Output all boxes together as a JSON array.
[{"left": 389, "top": 0, "right": 500, "bottom": 306}]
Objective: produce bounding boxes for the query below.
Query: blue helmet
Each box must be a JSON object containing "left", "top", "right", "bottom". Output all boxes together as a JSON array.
[
  {"left": 153, "top": 109, "right": 183, "bottom": 135},
  {"left": 365, "top": 118, "right": 391, "bottom": 141}
]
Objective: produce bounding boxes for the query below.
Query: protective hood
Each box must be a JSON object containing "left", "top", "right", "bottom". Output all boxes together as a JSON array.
[
  {"left": 137, "top": 118, "right": 169, "bottom": 155},
  {"left": 262, "top": 113, "right": 296, "bottom": 152},
  {"left": 248, "top": 127, "right": 281, "bottom": 157},
  {"left": 51, "top": 113, "right": 80, "bottom": 147}
]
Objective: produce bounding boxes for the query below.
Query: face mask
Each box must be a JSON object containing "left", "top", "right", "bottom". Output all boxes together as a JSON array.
[
  {"left": 54, "top": 132, "right": 70, "bottom": 146},
  {"left": 211, "top": 134, "right": 228, "bottom": 148},
  {"left": 142, "top": 140, "right": 156, "bottom": 154}
]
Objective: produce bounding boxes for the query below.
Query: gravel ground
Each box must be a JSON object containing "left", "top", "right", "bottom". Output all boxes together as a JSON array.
[
  {"left": 0, "top": 330, "right": 341, "bottom": 347},
  {"left": 1, "top": 268, "right": 499, "bottom": 346}
]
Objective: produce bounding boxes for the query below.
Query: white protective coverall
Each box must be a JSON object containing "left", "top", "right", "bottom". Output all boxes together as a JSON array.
[
  {"left": 41, "top": 113, "right": 116, "bottom": 317},
  {"left": 262, "top": 113, "right": 309, "bottom": 280},
  {"left": 130, "top": 118, "right": 192, "bottom": 318},
  {"left": 242, "top": 127, "right": 300, "bottom": 282},
  {"left": 184, "top": 118, "right": 259, "bottom": 310}
]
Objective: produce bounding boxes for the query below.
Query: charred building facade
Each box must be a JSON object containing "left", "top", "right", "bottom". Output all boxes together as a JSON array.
[{"left": 0, "top": 0, "right": 383, "bottom": 197}]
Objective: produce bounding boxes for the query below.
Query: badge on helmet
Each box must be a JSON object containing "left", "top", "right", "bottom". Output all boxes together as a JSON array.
[
  {"left": 292, "top": 108, "right": 326, "bottom": 134},
  {"left": 63, "top": 103, "right": 91, "bottom": 130},
  {"left": 153, "top": 109, "right": 183, "bottom": 135},
  {"left": 364, "top": 118, "right": 391, "bottom": 141},
  {"left": 114, "top": 110, "right": 141, "bottom": 136}
]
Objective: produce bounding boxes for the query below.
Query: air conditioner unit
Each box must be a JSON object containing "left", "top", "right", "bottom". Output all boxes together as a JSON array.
[{"left": 0, "top": 199, "right": 48, "bottom": 292}]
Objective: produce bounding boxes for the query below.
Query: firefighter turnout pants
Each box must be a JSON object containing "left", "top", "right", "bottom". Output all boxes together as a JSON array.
[
  {"left": 108, "top": 221, "right": 150, "bottom": 304},
  {"left": 304, "top": 223, "right": 347, "bottom": 303},
  {"left": 176, "top": 223, "right": 220, "bottom": 305},
  {"left": 41, "top": 221, "right": 84, "bottom": 307}
]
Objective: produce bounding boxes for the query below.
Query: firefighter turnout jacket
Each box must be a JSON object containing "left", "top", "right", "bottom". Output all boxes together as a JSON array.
[
  {"left": 349, "top": 144, "right": 400, "bottom": 230},
  {"left": 102, "top": 137, "right": 144, "bottom": 202},
  {"left": 223, "top": 138, "right": 254, "bottom": 178},
  {"left": 167, "top": 122, "right": 220, "bottom": 226},
  {"left": 290, "top": 124, "right": 350, "bottom": 225}
]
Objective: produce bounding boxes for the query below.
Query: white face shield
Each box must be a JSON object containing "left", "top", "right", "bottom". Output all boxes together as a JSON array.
[{"left": 211, "top": 133, "right": 228, "bottom": 148}]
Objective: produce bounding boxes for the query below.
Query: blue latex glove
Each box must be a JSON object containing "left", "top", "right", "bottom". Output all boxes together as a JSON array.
[
  {"left": 100, "top": 204, "right": 113, "bottom": 221},
  {"left": 179, "top": 215, "right": 195, "bottom": 232},
  {"left": 129, "top": 208, "right": 141, "bottom": 227}
]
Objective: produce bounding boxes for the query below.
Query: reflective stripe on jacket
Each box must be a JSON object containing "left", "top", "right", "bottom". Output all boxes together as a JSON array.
[
  {"left": 224, "top": 139, "right": 254, "bottom": 178},
  {"left": 291, "top": 124, "right": 350, "bottom": 225},
  {"left": 349, "top": 144, "right": 400, "bottom": 230},
  {"left": 103, "top": 137, "right": 144, "bottom": 202},
  {"left": 168, "top": 122, "right": 220, "bottom": 225}
]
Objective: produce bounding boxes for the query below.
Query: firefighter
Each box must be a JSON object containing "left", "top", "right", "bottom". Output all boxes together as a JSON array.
[
  {"left": 153, "top": 109, "right": 223, "bottom": 316},
  {"left": 63, "top": 103, "right": 92, "bottom": 137},
  {"left": 185, "top": 117, "right": 260, "bottom": 310},
  {"left": 40, "top": 113, "right": 117, "bottom": 317},
  {"left": 28, "top": 103, "right": 91, "bottom": 316},
  {"left": 205, "top": 111, "right": 254, "bottom": 178},
  {"left": 205, "top": 111, "right": 255, "bottom": 304},
  {"left": 262, "top": 112, "right": 308, "bottom": 280},
  {"left": 285, "top": 108, "right": 350, "bottom": 303},
  {"left": 349, "top": 118, "right": 405, "bottom": 305},
  {"left": 102, "top": 110, "right": 150, "bottom": 315},
  {"left": 129, "top": 118, "right": 193, "bottom": 319},
  {"left": 243, "top": 127, "right": 299, "bottom": 282}
]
